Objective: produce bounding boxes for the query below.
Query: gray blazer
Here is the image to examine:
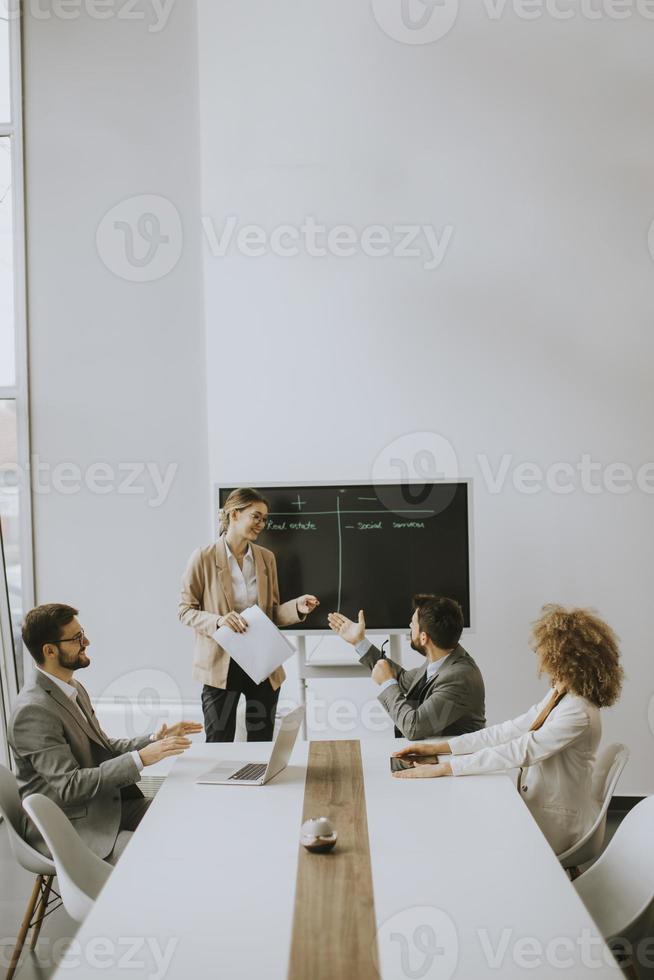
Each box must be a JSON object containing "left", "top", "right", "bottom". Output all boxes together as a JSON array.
[
  {"left": 361, "top": 643, "right": 486, "bottom": 741},
  {"left": 8, "top": 670, "right": 150, "bottom": 859}
]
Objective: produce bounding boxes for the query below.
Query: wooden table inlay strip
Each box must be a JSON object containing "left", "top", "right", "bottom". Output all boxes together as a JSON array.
[{"left": 288, "top": 740, "right": 379, "bottom": 980}]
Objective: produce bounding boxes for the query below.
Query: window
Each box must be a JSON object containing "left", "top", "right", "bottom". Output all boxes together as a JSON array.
[
  {"left": 0, "top": 400, "right": 21, "bottom": 675},
  {"left": 0, "top": 7, "right": 9, "bottom": 123},
  {"left": 0, "top": 2, "right": 32, "bottom": 718},
  {"left": 0, "top": 136, "right": 15, "bottom": 385}
]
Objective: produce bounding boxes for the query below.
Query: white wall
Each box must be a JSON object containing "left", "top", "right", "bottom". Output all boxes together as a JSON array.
[
  {"left": 198, "top": 1, "right": 654, "bottom": 793},
  {"left": 23, "top": 0, "right": 210, "bottom": 703},
  {"left": 19, "top": 2, "right": 654, "bottom": 795}
]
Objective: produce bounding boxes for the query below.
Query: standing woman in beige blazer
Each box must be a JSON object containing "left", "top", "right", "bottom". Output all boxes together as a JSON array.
[
  {"left": 179, "top": 488, "right": 319, "bottom": 742},
  {"left": 392, "top": 605, "right": 624, "bottom": 856}
]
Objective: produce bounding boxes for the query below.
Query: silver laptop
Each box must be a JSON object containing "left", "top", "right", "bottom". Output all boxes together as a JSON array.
[{"left": 195, "top": 705, "right": 304, "bottom": 786}]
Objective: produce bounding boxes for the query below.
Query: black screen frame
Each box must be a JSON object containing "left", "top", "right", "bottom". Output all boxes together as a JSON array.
[{"left": 214, "top": 480, "right": 474, "bottom": 635}]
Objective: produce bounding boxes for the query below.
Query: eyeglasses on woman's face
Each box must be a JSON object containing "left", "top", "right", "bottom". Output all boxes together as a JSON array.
[{"left": 232, "top": 505, "right": 269, "bottom": 529}]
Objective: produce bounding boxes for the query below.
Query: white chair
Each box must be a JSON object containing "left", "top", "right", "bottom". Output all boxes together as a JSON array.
[
  {"left": 22, "top": 794, "right": 112, "bottom": 923},
  {"left": 557, "top": 742, "right": 629, "bottom": 872},
  {"left": 574, "top": 795, "right": 654, "bottom": 978},
  {"left": 0, "top": 765, "right": 58, "bottom": 980}
]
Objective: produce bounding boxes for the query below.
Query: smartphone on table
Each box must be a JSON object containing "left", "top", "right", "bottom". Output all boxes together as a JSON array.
[{"left": 390, "top": 754, "right": 439, "bottom": 772}]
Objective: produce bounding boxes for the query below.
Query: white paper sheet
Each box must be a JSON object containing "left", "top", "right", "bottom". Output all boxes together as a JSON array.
[{"left": 212, "top": 605, "right": 297, "bottom": 684}]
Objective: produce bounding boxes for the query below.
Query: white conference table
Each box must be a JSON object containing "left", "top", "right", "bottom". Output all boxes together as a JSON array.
[{"left": 51, "top": 739, "right": 620, "bottom": 980}]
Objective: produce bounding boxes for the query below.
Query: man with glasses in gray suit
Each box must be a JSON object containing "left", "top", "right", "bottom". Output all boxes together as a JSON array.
[
  {"left": 329, "top": 595, "right": 485, "bottom": 740},
  {"left": 9, "top": 604, "right": 201, "bottom": 863}
]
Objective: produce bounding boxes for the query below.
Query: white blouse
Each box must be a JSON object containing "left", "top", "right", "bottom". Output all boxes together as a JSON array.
[
  {"left": 447, "top": 690, "right": 602, "bottom": 855},
  {"left": 223, "top": 537, "right": 258, "bottom": 612}
]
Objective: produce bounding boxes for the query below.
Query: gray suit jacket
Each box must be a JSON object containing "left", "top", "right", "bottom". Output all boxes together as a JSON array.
[
  {"left": 361, "top": 643, "right": 486, "bottom": 740},
  {"left": 8, "top": 670, "right": 151, "bottom": 859}
]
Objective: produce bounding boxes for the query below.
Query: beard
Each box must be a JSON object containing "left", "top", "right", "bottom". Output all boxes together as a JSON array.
[
  {"left": 410, "top": 638, "right": 427, "bottom": 656},
  {"left": 57, "top": 649, "right": 91, "bottom": 671}
]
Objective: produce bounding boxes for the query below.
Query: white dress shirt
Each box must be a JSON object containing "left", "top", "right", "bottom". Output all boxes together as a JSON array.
[
  {"left": 36, "top": 666, "right": 143, "bottom": 772},
  {"left": 224, "top": 537, "right": 258, "bottom": 612},
  {"left": 355, "top": 638, "right": 451, "bottom": 693}
]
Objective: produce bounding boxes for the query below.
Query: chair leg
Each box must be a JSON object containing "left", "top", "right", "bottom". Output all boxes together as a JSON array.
[
  {"left": 29, "top": 875, "right": 54, "bottom": 950},
  {"left": 6, "top": 875, "right": 43, "bottom": 980}
]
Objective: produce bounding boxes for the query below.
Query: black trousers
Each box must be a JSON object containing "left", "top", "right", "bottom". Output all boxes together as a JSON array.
[{"left": 202, "top": 658, "right": 280, "bottom": 743}]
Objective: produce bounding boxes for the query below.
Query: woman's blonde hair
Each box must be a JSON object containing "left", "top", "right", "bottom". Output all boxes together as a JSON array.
[
  {"left": 218, "top": 488, "right": 270, "bottom": 535},
  {"left": 531, "top": 604, "right": 624, "bottom": 707}
]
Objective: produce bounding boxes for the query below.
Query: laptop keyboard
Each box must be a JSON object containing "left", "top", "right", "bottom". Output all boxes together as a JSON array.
[{"left": 228, "top": 762, "right": 268, "bottom": 782}]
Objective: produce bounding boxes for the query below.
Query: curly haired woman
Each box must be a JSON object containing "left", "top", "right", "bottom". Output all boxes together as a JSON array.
[{"left": 392, "top": 604, "right": 624, "bottom": 855}]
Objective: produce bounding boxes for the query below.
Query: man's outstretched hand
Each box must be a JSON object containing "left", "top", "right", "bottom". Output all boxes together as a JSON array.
[
  {"left": 327, "top": 609, "right": 366, "bottom": 646},
  {"left": 154, "top": 721, "right": 203, "bottom": 740},
  {"left": 139, "top": 736, "right": 194, "bottom": 767}
]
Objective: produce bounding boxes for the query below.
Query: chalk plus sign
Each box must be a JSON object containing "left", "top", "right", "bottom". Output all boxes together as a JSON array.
[{"left": 291, "top": 495, "right": 307, "bottom": 511}]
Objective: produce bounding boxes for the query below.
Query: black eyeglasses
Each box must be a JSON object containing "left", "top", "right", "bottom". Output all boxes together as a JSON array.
[
  {"left": 249, "top": 513, "right": 269, "bottom": 527},
  {"left": 50, "top": 629, "right": 85, "bottom": 647}
]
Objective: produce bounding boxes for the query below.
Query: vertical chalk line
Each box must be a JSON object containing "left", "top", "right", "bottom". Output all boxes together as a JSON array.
[{"left": 336, "top": 494, "right": 343, "bottom": 612}]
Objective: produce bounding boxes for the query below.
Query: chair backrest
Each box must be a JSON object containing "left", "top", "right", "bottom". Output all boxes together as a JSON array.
[
  {"left": 591, "top": 743, "right": 629, "bottom": 805},
  {"left": 0, "top": 764, "right": 55, "bottom": 876},
  {"left": 23, "top": 794, "right": 112, "bottom": 923},
  {"left": 558, "top": 743, "right": 629, "bottom": 867},
  {"left": 574, "top": 795, "right": 654, "bottom": 944}
]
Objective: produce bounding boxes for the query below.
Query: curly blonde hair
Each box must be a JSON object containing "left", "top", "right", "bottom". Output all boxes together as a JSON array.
[{"left": 531, "top": 604, "right": 623, "bottom": 708}]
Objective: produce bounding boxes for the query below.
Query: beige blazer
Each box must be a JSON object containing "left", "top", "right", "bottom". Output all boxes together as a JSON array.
[
  {"left": 447, "top": 690, "right": 601, "bottom": 855},
  {"left": 178, "top": 537, "right": 303, "bottom": 690}
]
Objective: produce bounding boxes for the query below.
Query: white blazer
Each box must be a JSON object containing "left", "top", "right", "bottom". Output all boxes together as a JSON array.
[{"left": 447, "top": 690, "right": 601, "bottom": 855}]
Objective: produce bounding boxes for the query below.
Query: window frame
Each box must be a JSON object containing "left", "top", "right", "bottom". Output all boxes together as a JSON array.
[
  {"left": 0, "top": 4, "right": 35, "bottom": 705},
  {"left": 0, "top": 522, "right": 18, "bottom": 766}
]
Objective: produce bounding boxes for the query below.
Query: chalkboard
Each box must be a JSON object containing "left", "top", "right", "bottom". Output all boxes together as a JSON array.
[{"left": 216, "top": 483, "right": 471, "bottom": 633}]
